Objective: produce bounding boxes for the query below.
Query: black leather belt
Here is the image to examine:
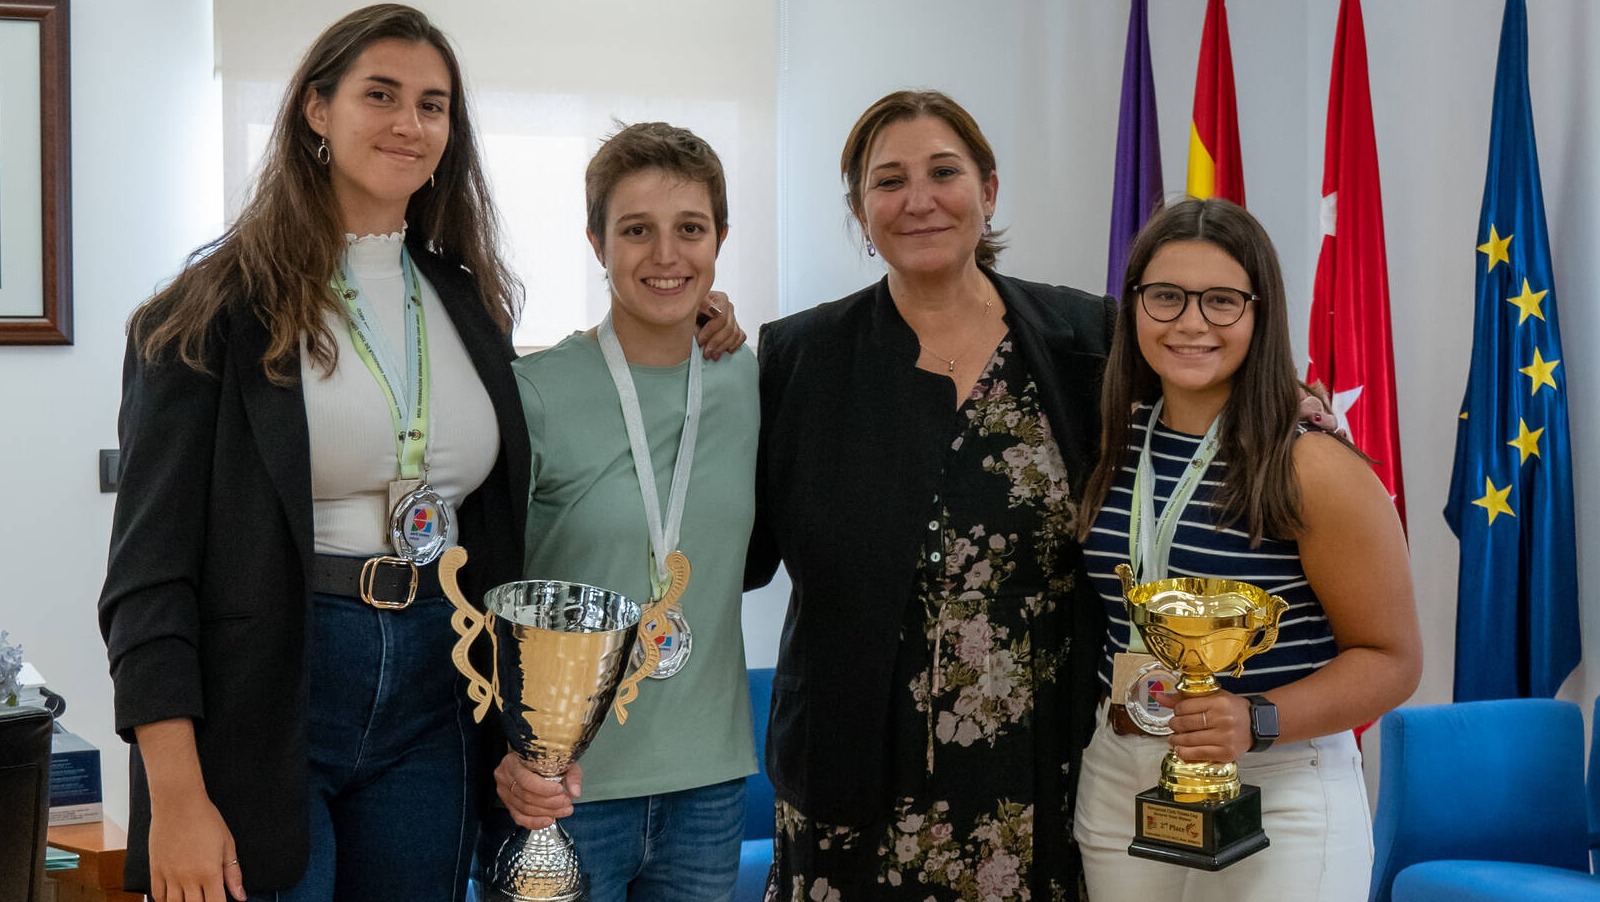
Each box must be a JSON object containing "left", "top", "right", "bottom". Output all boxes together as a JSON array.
[{"left": 311, "top": 553, "right": 443, "bottom": 610}]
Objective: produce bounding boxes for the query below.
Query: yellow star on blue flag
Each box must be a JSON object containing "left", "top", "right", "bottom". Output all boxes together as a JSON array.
[{"left": 1444, "top": 0, "right": 1578, "bottom": 702}]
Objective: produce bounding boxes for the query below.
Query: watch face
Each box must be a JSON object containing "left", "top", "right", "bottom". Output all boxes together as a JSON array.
[{"left": 1251, "top": 699, "right": 1280, "bottom": 739}]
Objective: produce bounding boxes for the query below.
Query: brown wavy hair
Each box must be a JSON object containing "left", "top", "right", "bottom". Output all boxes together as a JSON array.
[
  {"left": 839, "top": 89, "right": 1006, "bottom": 268},
  {"left": 130, "top": 4, "right": 521, "bottom": 384},
  {"left": 1077, "top": 198, "right": 1303, "bottom": 546}
]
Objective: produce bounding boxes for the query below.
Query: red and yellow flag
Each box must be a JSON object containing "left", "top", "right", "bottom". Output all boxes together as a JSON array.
[{"left": 1187, "top": 0, "right": 1245, "bottom": 204}]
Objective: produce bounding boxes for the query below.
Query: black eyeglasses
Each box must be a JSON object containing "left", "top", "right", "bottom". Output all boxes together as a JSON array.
[{"left": 1134, "top": 282, "right": 1258, "bottom": 327}]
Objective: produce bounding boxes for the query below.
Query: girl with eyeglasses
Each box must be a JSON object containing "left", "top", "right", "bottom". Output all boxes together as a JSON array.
[{"left": 1072, "top": 198, "right": 1421, "bottom": 902}]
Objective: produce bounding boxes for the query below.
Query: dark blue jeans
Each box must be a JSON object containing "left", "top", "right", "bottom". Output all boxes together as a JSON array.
[
  {"left": 250, "top": 592, "right": 479, "bottom": 902},
  {"left": 475, "top": 778, "right": 746, "bottom": 902}
]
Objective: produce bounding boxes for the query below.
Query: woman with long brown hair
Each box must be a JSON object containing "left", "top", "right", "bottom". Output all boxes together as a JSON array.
[{"left": 1073, "top": 198, "right": 1419, "bottom": 901}]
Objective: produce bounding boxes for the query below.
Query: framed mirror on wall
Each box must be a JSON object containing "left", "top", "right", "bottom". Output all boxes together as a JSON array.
[{"left": 0, "top": 0, "right": 70, "bottom": 345}]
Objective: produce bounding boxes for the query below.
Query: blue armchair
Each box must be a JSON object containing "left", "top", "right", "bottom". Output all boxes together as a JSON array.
[
  {"left": 1369, "top": 697, "right": 1600, "bottom": 901},
  {"left": 736, "top": 668, "right": 776, "bottom": 901}
]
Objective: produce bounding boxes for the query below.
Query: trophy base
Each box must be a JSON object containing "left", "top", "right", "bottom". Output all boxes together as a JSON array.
[
  {"left": 481, "top": 887, "right": 586, "bottom": 902},
  {"left": 480, "top": 879, "right": 588, "bottom": 902},
  {"left": 481, "top": 823, "right": 591, "bottom": 902},
  {"left": 1128, "top": 783, "right": 1269, "bottom": 871}
]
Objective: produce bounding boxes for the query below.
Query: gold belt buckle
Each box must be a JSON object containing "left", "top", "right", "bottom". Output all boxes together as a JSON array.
[{"left": 359, "top": 555, "right": 418, "bottom": 610}]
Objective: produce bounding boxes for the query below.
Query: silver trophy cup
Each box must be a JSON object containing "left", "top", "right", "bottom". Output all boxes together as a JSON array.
[{"left": 442, "top": 548, "right": 642, "bottom": 902}]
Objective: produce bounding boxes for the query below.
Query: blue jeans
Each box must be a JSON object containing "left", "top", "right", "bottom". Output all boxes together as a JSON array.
[
  {"left": 250, "top": 592, "right": 479, "bottom": 902},
  {"left": 476, "top": 778, "right": 746, "bottom": 902}
]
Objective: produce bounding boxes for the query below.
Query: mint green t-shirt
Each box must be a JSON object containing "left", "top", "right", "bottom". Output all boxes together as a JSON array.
[{"left": 511, "top": 333, "right": 759, "bottom": 801}]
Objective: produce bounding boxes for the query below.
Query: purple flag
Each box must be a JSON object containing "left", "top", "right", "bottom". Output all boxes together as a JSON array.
[{"left": 1108, "top": 0, "right": 1163, "bottom": 298}]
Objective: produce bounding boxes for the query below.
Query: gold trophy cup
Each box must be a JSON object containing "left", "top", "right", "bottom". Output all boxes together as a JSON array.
[
  {"left": 441, "top": 547, "right": 644, "bottom": 901},
  {"left": 1115, "top": 563, "right": 1288, "bottom": 870}
]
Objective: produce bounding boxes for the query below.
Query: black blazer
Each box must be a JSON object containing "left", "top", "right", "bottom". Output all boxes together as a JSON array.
[
  {"left": 97, "top": 243, "right": 529, "bottom": 892},
  {"left": 746, "top": 272, "right": 1114, "bottom": 827}
]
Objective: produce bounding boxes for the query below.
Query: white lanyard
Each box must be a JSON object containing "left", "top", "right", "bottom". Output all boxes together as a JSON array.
[
  {"left": 597, "top": 315, "right": 703, "bottom": 595},
  {"left": 1126, "top": 399, "right": 1221, "bottom": 649}
]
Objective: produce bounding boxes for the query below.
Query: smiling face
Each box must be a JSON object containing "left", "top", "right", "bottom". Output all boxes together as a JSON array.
[
  {"left": 857, "top": 115, "right": 997, "bottom": 281},
  {"left": 1135, "top": 239, "right": 1256, "bottom": 424},
  {"left": 589, "top": 167, "right": 722, "bottom": 350},
  {"left": 303, "top": 38, "right": 451, "bottom": 235}
]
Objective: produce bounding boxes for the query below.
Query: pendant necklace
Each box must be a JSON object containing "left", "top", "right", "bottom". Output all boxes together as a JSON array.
[{"left": 917, "top": 295, "right": 996, "bottom": 373}]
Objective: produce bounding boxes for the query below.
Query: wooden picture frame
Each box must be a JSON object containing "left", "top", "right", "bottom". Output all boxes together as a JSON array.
[{"left": 0, "top": 0, "right": 71, "bottom": 344}]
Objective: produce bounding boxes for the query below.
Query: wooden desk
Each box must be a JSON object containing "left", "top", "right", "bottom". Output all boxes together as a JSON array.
[{"left": 45, "top": 820, "right": 141, "bottom": 902}]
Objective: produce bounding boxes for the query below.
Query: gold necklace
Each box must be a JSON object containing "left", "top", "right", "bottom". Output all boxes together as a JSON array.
[{"left": 917, "top": 296, "right": 996, "bottom": 373}]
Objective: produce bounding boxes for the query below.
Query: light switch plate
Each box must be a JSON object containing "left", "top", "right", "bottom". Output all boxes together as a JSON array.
[{"left": 99, "top": 449, "right": 120, "bottom": 493}]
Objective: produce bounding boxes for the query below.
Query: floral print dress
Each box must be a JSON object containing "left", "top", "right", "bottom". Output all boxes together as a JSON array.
[{"left": 768, "top": 338, "right": 1082, "bottom": 902}]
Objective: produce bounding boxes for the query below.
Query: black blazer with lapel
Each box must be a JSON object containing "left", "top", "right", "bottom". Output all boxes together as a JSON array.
[
  {"left": 98, "top": 243, "right": 529, "bottom": 892},
  {"left": 746, "top": 272, "right": 1114, "bottom": 828}
]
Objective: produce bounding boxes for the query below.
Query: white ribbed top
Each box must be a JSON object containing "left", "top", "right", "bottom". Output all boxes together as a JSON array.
[{"left": 301, "top": 232, "right": 500, "bottom": 555}]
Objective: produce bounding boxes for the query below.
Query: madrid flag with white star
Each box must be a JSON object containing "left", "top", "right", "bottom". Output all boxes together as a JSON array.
[
  {"left": 1444, "top": 0, "right": 1578, "bottom": 701},
  {"left": 1306, "top": 0, "right": 1406, "bottom": 528}
]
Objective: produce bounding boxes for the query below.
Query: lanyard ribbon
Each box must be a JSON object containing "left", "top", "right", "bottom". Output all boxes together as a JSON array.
[
  {"left": 332, "top": 248, "right": 430, "bottom": 480},
  {"left": 596, "top": 315, "right": 703, "bottom": 597},
  {"left": 1126, "top": 398, "right": 1221, "bottom": 652}
]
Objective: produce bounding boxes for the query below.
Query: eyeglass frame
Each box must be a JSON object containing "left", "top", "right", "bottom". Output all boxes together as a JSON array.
[{"left": 1132, "top": 282, "right": 1259, "bottom": 327}]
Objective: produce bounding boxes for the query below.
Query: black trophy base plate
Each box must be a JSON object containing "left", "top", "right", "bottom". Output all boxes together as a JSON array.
[{"left": 1128, "top": 782, "right": 1270, "bottom": 871}]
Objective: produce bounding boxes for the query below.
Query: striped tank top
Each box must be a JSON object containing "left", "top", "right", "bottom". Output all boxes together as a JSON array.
[{"left": 1083, "top": 405, "right": 1336, "bottom": 695}]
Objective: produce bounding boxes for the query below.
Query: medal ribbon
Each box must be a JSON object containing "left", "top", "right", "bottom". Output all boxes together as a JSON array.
[
  {"left": 596, "top": 314, "right": 703, "bottom": 597},
  {"left": 1126, "top": 398, "right": 1221, "bottom": 652},
  {"left": 332, "top": 248, "right": 430, "bottom": 480}
]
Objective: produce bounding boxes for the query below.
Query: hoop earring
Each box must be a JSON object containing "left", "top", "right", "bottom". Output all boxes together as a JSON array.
[
  {"left": 866, "top": 239, "right": 877, "bottom": 257},
  {"left": 316, "top": 138, "right": 330, "bottom": 166},
  {"left": 430, "top": 172, "right": 436, "bottom": 189}
]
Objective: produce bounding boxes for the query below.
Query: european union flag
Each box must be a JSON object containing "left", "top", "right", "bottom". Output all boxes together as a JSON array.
[{"left": 1443, "top": 0, "right": 1579, "bottom": 701}]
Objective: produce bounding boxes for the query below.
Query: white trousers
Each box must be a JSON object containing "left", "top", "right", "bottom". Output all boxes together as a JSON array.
[{"left": 1073, "top": 700, "right": 1373, "bottom": 902}]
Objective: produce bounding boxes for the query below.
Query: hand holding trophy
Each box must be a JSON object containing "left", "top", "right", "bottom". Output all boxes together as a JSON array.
[
  {"left": 1114, "top": 563, "right": 1287, "bottom": 870},
  {"left": 441, "top": 547, "right": 648, "bottom": 901}
]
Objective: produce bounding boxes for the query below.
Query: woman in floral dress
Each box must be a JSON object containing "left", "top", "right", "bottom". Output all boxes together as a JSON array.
[{"left": 747, "top": 90, "right": 1114, "bottom": 901}]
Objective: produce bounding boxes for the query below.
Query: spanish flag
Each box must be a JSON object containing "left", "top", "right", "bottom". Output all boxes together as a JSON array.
[{"left": 1187, "top": 0, "right": 1244, "bottom": 205}]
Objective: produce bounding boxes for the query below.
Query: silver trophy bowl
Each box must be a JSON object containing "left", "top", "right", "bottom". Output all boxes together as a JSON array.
[{"left": 443, "top": 549, "right": 641, "bottom": 902}]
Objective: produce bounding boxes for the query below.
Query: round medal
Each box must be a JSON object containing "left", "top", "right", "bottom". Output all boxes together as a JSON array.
[
  {"left": 388, "top": 483, "right": 456, "bottom": 565},
  {"left": 1123, "top": 659, "right": 1179, "bottom": 735},
  {"left": 631, "top": 607, "right": 693, "bottom": 680}
]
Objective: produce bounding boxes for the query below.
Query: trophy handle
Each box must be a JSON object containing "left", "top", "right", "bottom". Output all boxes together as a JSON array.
[
  {"left": 612, "top": 551, "right": 691, "bottom": 725},
  {"left": 440, "top": 546, "right": 496, "bottom": 724},
  {"left": 1114, "top": 563, "right": 1136, "bottom": 598},
  {"left": 1231, "top": 594, "right": 1291, "bottom": 678}
]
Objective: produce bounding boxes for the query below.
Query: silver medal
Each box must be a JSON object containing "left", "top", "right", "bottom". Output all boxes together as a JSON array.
[
  {"left": 388, "top": 482, "right": 456, "bottom": 565},
  {"left": 631, "top": 606, "right": 693, "bottom": 679}
]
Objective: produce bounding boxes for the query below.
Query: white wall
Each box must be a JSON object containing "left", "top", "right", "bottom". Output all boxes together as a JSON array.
[
  {"left": 6, "top": 0, "right": 1600, "bottom": 834},
  {"left": 0, "top": 0, "right": 221, "bottom": 827}
]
